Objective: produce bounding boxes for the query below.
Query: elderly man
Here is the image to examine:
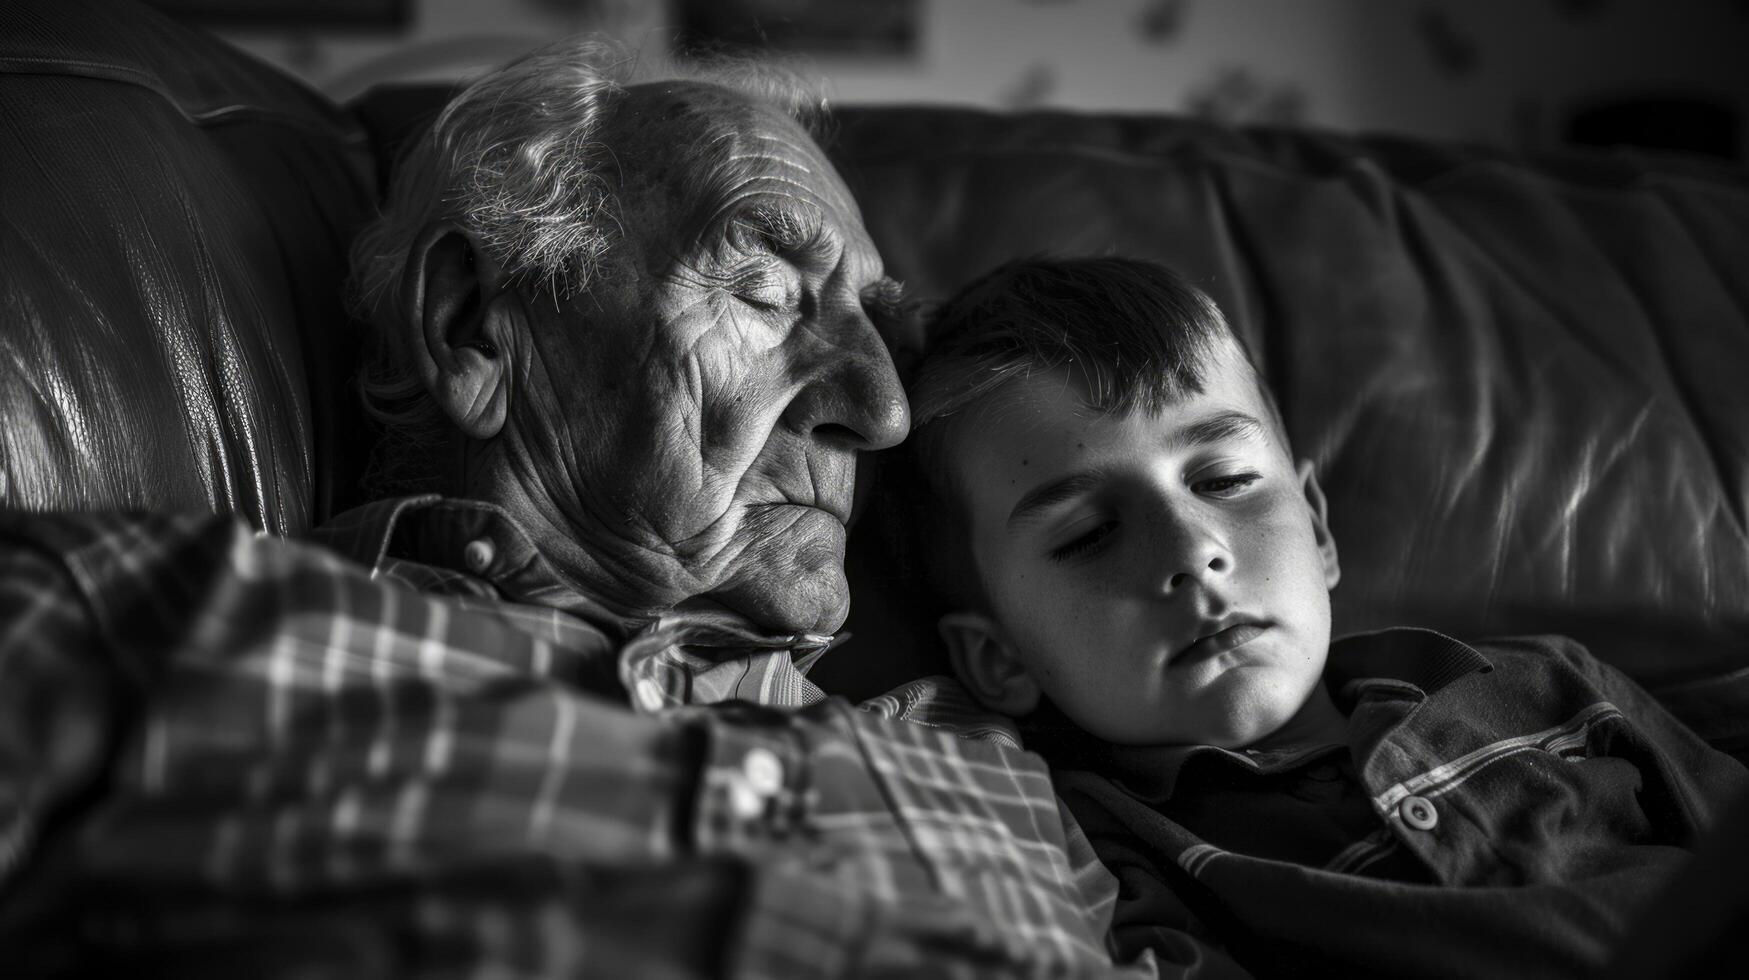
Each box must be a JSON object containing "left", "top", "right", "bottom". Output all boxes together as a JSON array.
[
  {"left": 0, "top": 39, "right": 1149, "bottom": 978},
  {"left": 345, "top": 38, "right": 910, "bottom": 644}
]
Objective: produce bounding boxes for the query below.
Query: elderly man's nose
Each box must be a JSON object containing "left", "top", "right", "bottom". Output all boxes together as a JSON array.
[{"left": 785, "top": 326, "right": 911, "bottom": 451}]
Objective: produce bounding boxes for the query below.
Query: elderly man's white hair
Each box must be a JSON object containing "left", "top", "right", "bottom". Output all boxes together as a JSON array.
[{"left": 347, "top": 36, "right": 825, "bottom": 483}]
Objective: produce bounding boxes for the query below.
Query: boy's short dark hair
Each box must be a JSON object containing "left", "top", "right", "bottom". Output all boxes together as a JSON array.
[{"left": 897, "top": 255, "right": 1280, "bottom": 612}]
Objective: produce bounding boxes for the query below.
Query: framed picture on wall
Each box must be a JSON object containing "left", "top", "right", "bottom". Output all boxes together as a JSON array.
[
  {"left": 676, "top": 0, "right": 919, "bottom": 57},
  {"left": 146, "top": 0, "right": 411, "bottom": 28}
]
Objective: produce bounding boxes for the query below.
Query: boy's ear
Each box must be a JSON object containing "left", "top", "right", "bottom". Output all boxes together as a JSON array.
[
  {"left": 1297, "top": 459, "right": 1341, "bottom": 589},
  {"left": 938, "top": 611, "right": 1041, "bottom": 716},
  {"left": 404, "top": 224, "right": 517, "bottom": 441}
]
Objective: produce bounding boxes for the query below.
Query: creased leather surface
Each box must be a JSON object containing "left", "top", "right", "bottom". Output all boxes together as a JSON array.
[
  {"left": 0, "top": 0, "right": 376, "bottom": 534},
  {"left": 821, "top": 110, "right": 1749, "bottom": 750}
]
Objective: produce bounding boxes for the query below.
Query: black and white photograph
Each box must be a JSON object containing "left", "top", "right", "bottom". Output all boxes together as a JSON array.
[{"left": 2, "top": 1, "right": 1747, "bottom": 976}]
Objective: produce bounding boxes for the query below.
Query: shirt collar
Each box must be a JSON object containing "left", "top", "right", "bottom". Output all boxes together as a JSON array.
[
  {"left": 310, "top": 494, "right": 637, "bottom": 639},
  {"left": 1048, "top": 626, "right": 1492, "bottom": 803},
  {"left": 1323, "top": 625, "right": 1493, "bottom": 712},
  {"left": 308, "top": 495, "right": 842, "bottom": 700}
]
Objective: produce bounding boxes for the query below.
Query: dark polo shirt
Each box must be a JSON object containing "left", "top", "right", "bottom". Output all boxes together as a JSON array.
[{"left": 1051, "top": 627, "right": 1749, "bottom": 979}]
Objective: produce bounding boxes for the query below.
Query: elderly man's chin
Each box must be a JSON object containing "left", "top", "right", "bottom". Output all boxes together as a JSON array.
[{"left": 713, "top": 506, "right": 852, "bottom": 635}]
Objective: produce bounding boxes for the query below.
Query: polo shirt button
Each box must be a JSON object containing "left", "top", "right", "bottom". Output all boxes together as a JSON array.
[
  {"left": 462, "top": 537, "right": 495, "bottom": 574},
  {"left": 1399, "top": 795, "right": 1439, "bottom": 830},
  {"left": 743, "top": 747, "right": 785, "bottom": 797},
  {"left": 728, "top": 779, "right": 764, "bottom": 820}
]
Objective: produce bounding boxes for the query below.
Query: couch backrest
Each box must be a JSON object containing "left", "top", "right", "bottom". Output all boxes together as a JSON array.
[
  {"left": 825, "top": 110, "right": 1749, "bottom": 755},
  {"left": 0, "top": 0, "right": 377, "bottom": 534}
]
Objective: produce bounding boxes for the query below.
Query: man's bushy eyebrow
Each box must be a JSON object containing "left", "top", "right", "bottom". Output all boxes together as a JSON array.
[
  {"left": 863, "top": 276, "right": 913, "bottom": 322},
  {"left": 729, "top": 200, "right": 824, "bottom": 253}
]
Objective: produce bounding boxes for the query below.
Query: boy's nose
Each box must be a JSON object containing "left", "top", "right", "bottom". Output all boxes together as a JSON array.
[
  {"left": 1168, "top": 553, "right": 1238, "bottom": 588},
  {"left": 1167, "top": 552, "right": 1229, "bottom": 591},
  {"left": 1158, "top": 519, "right": 1233, "bottom": 594}
]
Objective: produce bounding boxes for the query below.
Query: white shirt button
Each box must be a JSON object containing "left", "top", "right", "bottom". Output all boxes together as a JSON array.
[
  {"left": 743, "top": 747, "right": 785, "bottom": 797},
  {"left": 728, "top": 779, "right": 764, "bottom": 820},
  {"left": 634, "top": 677, "right": 666, "bottom": 713},
  {"left": 1399, "top": 795, "right": 1439, "bottom": 830},
  {"left": 462, "top": 537, "right": 495, "bottom": 574}
]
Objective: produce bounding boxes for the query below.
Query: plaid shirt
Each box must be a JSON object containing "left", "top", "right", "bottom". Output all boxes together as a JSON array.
[{"left": 0, "top": 501, "right": 1146, "bottom": 978}]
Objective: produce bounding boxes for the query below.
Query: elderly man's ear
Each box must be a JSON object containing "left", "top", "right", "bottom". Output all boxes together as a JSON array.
[
  {"left": 406, "top": 226, "right": 517, "bottom": 441},
  {"left": 939, "top": 612, "right": 1041, "bottom": 716}
]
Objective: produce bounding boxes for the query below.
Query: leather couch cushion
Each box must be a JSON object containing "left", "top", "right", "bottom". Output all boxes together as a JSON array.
[{"left": 0, "top": 0, "right": 376, "bottom": 533}]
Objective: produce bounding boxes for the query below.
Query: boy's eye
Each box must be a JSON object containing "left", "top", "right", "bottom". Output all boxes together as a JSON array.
[
  {"left": 1048, "top": 521, "right": 1117, "bottom": 563},
  {"left": 1195, "top": 473, "right": 1261, "bottom": 497}
]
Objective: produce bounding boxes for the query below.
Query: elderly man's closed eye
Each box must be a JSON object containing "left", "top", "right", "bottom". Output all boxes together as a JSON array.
[{"left": 351, "top": 41, "right": 911, "bottom": 636}]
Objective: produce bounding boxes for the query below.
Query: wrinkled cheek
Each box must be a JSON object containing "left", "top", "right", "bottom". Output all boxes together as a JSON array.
[
  {"left": 696, "top": 355, "right": 785, "bottom": 465},
  {"left": 698, "top": 396, "right": 770, "bottom": 475},
  {"left": 602, "top": 367, "right": 711, "bottom": 501},
  {"left": 509, "top": 370, "right": 576, "bottom": 456},
  {"left": 638, "top": 341, "right": 753, "bottom": 487}
]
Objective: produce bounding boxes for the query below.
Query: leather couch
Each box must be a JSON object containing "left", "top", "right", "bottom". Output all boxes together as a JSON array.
[{"left": 4, "top": 0, "right": 1747, "bottom": 761}]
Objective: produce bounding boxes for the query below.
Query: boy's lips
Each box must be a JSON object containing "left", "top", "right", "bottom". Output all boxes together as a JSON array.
[{"left": 1171, "top": 620, "right": 1270, "bottom": 667}]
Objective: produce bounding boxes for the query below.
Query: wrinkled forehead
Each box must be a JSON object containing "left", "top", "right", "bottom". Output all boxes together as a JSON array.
[{"left": 605, "top": 81, "right": 861, "bottom": 249}]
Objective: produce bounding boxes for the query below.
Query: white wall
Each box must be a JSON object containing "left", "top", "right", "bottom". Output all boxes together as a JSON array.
[{"left": 215, "top": 0, "right": 1749, "bottom": 154}]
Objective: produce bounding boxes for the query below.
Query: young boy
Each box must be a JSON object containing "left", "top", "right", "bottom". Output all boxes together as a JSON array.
[{"left": 899, "top": 255, "right": 1748, "bottom": 978}]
